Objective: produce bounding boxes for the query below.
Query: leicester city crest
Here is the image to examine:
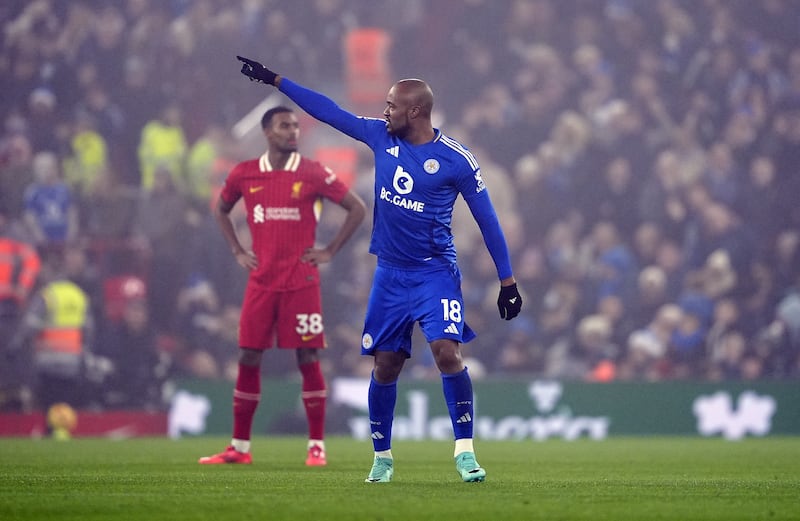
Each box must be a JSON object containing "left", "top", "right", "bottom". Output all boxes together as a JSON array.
[{"left": 423, "top": 158, "right": 440, "bottom": 174}]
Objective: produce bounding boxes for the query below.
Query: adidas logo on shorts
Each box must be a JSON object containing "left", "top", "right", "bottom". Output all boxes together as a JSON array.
[{"left": 444, "top": 323, "right": 459, "bottom": 334}]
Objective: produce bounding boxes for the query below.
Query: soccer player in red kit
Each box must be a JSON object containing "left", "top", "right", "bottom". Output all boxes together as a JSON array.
[{"left": 199, "top": 106, "right": 366, "bottom": 466}]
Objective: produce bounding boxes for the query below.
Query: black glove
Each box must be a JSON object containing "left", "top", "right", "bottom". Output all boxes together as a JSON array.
[
  {"left": 497, "top": 283, "right": 522, "bottom": 320},
  {"left": 236, "top": 56, "right": 278, "bottom": 85}
]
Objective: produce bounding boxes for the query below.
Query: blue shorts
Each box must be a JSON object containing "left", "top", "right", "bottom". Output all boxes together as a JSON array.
[{"left": 360, "top": 263, "right": 476, "bottom": 358}]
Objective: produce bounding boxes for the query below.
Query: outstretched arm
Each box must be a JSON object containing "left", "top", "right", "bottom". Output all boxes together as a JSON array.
[{"left": 237, "top": 56, "right": 370, "bottom": 142}]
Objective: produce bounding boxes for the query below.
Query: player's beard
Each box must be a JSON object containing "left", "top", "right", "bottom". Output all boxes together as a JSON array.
[{"left": 386, "top": 119, "right": 406, "bottom": 138}]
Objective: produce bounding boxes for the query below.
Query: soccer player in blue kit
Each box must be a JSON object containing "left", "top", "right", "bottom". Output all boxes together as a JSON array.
[{"left": 236, "top": 56, "right": 523, "bottom": 483}]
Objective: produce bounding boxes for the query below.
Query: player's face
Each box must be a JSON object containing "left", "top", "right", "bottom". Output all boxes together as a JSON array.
[
  {"left": 266, "top": 112, "right": 300, "bottom": 152},
  {"left": 384, "top": 86, "right": 411, "bottom": 137}
]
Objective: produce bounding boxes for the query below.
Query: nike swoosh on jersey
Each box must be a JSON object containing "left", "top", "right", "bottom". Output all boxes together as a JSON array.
[
  {"left": 249, "top": 186, "right": 264, "bottom": 193},
  {"left": 301, "top": 334, "right": 317, "bottom": 341}
]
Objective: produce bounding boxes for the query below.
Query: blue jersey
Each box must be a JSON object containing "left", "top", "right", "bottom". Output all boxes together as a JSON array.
[
  {"left": 23, "top": 182, "right": 73, "bottom": 243},
  {"left": 280, "top": 79, "right": 512, "bottom": 279}
]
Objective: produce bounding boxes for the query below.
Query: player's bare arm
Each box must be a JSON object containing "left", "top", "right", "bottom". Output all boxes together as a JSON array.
[
  {"left": 500, "top": 276, "right": 517, "bottom": 287},
  {"left": 301, "top": 190, "right": 366, "bottom": 266},
  {"left": 213, "top": 196, "right": 258, "bottom": 271}
]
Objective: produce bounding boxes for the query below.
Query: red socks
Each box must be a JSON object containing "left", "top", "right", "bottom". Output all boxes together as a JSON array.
[
  {"left": 232, "top": 363, "right": 260, "bottom": 441},
  {"left": 299, "top": 361, "right": 327, "bottom": 441},
  {"left": 232, "top": 361, "right": 326, "bottom": 442}
]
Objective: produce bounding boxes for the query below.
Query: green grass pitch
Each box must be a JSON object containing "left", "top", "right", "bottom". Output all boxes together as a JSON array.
[{"left": 1, "top": 436, "right": 798, "bottom": 520}]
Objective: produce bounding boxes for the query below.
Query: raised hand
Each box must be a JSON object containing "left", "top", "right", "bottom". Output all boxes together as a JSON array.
[{"left": 236, "top": 56, "right": 277, "bottom": 85}]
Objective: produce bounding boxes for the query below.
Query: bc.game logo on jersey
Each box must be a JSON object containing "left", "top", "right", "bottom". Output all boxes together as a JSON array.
[
  {"left": 379, "top": 166, "right": 425, "bottom": 213},
  {"left": 392, "top": 166, "right": 413, "bottom": 194}
]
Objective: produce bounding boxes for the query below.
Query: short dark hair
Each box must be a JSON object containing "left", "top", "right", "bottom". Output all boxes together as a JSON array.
[{"left": 261, "top": 106, "right": 294, "bottom": 129}]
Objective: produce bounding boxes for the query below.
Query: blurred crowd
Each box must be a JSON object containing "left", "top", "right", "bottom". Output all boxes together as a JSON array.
[{"left": 1, "top": 0, "right": 799, "bottom": 412}]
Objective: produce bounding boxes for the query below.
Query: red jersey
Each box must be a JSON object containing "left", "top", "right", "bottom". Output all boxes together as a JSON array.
[
  {"left": 0, "top": 237, "right": 41, "bottom": 303},
  {"left": 220, "top": 151, "right": 349, "bottom": 291}
]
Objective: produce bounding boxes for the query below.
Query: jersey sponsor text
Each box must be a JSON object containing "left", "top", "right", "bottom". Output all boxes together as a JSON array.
[
  {"left": 252, "top": 204, "right": 301, "bottom": 222},
  {"left": 379, "top": 186, "right": 425, "bottom": 213}
]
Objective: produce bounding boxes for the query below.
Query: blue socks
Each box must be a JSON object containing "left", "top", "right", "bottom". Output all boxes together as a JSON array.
[
  {"left": 368, "top": 367, "right": 475, "bottom": 450},
  {"left": 442, "top": 367, "right": 474, "bottom": 440},
  {"left": 368, "top": 374, "right": 397, "bottom": 452}
]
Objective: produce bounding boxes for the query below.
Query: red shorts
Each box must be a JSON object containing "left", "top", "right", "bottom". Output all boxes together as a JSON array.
[{"left": 239, "top": 283, "right": 327, "bottom": 350}]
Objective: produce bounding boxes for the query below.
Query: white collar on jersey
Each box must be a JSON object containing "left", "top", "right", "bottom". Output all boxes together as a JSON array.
[{"left": 259, "top": 151, "right": 301, "bottom": 173}]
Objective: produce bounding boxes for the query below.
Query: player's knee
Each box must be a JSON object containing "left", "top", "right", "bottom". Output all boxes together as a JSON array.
[
  {"left": 430, "top": 339, "right": 463, "bottom": 373},
  {"left": 373, "top": 351, "right": 405, "bottom": 383},
  {"left": 296, "top": 348, "right": 319, "bottom": 365},
  {"left": 239, "top": 348, "right": 262, "bottom": 366}
]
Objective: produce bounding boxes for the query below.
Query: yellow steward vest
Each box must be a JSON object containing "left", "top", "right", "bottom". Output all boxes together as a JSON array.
[{"left": 36, "top": 280, "right": 88, "bottom": 355}]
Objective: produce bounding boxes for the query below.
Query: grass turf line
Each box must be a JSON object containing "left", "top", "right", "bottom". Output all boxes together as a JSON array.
[{"left": 0, "top": 436, "right": 798, "bottom": 521}]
